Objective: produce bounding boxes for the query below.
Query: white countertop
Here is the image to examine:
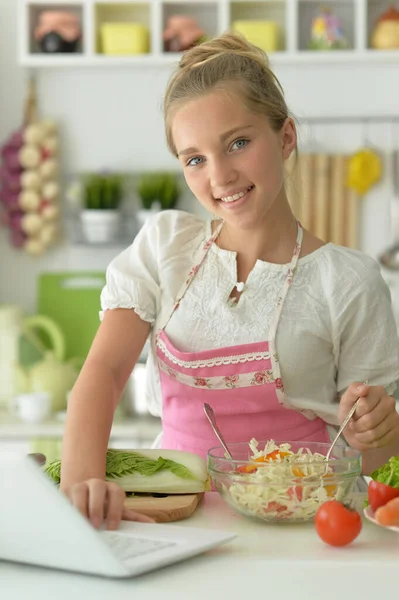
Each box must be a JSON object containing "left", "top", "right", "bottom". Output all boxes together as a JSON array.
[
  {"left": 1, "top": 492, "right": 397, "bottom": 600},
  {"left": 0, "top": 409, "right": 161, "bottom": 441}
]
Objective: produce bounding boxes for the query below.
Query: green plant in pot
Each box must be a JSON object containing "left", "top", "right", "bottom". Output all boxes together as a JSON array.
[
  {"left": 136, "top": 172, "right": 180, "bottom": 228},
  {"left": 81, "top": 172, "right": 124, "bottom": 243}
]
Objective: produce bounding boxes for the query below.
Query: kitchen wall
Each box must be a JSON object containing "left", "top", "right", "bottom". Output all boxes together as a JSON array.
[{"left": 1, "top": 0, "right": 399, "bottom": 314}]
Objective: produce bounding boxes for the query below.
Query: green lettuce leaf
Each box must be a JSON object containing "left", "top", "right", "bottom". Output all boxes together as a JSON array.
[
  {"left": 370, "top": 456, "right": 399, "bottom": 489},
  {"left": 45, "top": 449, "right": 198, "bottom": 485},
  {"left": 105, "top": 450, "right": 197, "bottom": 481}
]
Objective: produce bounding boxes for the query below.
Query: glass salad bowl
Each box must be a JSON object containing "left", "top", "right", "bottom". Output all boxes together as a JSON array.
[{"left": 207, "top": 440, "right": 362, "bottom": 523}]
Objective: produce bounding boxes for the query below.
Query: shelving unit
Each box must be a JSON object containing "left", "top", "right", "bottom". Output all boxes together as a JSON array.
[{"left": 18, "top": 0, "right": 399, "bottom": 67}]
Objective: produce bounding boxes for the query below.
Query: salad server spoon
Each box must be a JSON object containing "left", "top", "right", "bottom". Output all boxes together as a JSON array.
[
  {"left": 203, "top": 403, "right": 233, "bottom": 460},
  {"left": 325, "top": 380, "right": 368, "bottom": 461}
]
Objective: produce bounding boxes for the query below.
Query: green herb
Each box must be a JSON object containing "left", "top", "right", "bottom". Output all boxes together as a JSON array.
[
  {"left": 137, "top": 172, "right": 180, "bottom": 210},
  {"left": 83, "top": 172, "right": 124, "bottom": 210}
]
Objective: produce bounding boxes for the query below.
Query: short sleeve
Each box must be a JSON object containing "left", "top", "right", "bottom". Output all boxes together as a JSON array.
[
  {"left": 100, "top": 214, "right": 161, "bottom": 324},
  {"left": 333, "top": 262, "right": 399, "bottom": 397}
]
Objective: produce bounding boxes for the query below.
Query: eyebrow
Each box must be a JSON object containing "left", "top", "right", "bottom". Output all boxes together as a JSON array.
[{"left": 177, "top": 125, "right": 255, "bottom": 157}]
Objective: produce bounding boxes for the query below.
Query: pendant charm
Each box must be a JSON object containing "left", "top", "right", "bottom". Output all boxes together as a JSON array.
[{"left": 236, "top": 282, "right": 245, "bottom": 293}]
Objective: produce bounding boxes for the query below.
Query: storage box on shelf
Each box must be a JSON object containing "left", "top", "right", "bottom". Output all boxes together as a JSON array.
[
  {"left": 230, "top": 0, "right": 287, "bottom": 52},
  {"left": 18, "top": 0, "right": 399, "bottom": 67},
  {"left": 95, "top": 1, "right": 151, "bottom": 54}
]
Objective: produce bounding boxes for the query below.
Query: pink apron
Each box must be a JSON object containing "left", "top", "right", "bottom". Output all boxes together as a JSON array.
[{"left": 155, "top": 221, "right": 330, "bottom": 460}]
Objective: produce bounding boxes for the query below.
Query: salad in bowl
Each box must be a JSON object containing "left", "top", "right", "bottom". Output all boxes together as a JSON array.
[{"left": 207, "top": 439, "right": 361, "bottom": 523}]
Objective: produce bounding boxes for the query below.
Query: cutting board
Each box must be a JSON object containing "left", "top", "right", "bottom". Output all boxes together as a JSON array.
[
  {"left": 37, "top": 272, "right": 106, "bottom": 361},
  {"left": 124, "top": 493, "right": 204, "bottom": 523}
]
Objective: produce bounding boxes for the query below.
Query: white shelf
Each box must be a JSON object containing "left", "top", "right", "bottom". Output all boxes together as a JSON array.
[
  {"left": 19, "top": 48, "right": 399, "bottom": 68},
  {"left": 18, "top": 0, "right": 399, "bottom": 67}
]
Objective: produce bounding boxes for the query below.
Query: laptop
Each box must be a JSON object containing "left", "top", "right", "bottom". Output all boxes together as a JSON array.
[{"left": 0, "top": 452, "right": 236, "bottom": 578}]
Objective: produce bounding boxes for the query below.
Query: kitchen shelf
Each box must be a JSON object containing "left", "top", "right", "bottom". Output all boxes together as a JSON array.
[{"left": 18, "top": 0, "right": 399, "bottom": 67}]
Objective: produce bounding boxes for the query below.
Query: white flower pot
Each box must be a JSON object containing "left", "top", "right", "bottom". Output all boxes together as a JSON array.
[{"left": 81, "top": 209, "right": 121, "bottom": 243}]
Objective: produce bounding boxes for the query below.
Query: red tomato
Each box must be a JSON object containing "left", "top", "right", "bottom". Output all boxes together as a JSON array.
[
  {"left": 288, "top": 485, "right": 303, "bottom": 502},
  {"left": 368, "top": 480, "right": 399, "bottom": 512},
  {"left": 265, "top": 501, "right": 287, "bottom": 513},
  {"left": 315, "top": 500, "right": 362, "bottom": 547}
]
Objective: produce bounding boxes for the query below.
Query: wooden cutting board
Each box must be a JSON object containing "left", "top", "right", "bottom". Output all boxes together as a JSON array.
[{"left": 124, "top": 493, "right": 204, "bottom": 523}]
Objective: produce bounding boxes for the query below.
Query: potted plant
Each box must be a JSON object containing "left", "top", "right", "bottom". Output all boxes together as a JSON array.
[
  {"left": 80, "top": 172, "right": 124, "bottom": 243},
  {"left": 136, "top": 172, "right": 180, "bottom": 229}
]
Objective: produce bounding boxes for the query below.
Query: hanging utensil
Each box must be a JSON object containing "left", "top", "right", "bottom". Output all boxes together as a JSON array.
[
  {"left": 203, "top": 403, "right": 233, "bottom": 460},
  {"left": 379, "top": 148, "right": 399, "bottom": 270}
]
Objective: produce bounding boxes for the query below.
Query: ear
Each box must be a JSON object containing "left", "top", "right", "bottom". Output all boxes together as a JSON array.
[{"left": 281, "top": 118, "right": 297, "bottom": 161}]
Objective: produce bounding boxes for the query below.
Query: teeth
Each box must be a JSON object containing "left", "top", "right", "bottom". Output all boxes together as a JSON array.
[{"left": 220, "top": 186, "right": 253, "bottom": 203}]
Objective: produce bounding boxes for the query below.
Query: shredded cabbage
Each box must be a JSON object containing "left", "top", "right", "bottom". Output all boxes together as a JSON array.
[{"left": 219, "top": 439, "right": 354, "bottom": 522}]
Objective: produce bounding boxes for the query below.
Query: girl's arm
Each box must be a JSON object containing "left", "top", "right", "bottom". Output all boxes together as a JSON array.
[{"left": 60, "top": 308, "right": 150, "bottom": 492}]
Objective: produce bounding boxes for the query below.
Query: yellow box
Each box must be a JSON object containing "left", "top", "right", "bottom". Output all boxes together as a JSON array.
[
  {"left": 231, "top": 21, "right": 281, "bottom": 53},
  {"left": 100, "top": 23, "right": 149, "bottom": 55}
]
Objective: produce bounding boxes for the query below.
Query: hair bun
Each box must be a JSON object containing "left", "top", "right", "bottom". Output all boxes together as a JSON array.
[{"left": 179, "top": 32, "right": 270, "bottom": 71}]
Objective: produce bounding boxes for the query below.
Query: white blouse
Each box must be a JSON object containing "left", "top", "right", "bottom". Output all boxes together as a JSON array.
[{"left": 100, "top": 210, "right": 399, "bottom": 425}]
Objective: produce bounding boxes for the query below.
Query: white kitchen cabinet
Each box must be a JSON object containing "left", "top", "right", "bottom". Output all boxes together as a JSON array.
[
  {"left": 0, "top": 410, "right": 162, "bottom": 464},
  {"left": 18, "top": 0, "right": 399, "bottom": 67}
]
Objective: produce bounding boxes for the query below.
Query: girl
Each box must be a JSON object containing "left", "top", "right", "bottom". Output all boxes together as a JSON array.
[{"left": 60, "top": 33, "right": 399, "bottom": 530}]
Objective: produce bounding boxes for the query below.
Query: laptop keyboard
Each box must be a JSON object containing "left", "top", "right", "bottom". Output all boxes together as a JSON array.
[{"left": 101, "top": 531, "right": 177, "bottom": 562}]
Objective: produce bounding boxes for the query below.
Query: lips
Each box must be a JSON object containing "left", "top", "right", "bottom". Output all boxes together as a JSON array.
[{"left": 218, "top": 185, "right": 254, "bottom": 204}]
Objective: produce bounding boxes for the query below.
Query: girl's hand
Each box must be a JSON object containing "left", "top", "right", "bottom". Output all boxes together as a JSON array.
[
  {"left": 339, "top": 382, "right": 399, "bottom": 451},
  {"left": 65, "top": 479, "right": 155, "bottom": 530}
]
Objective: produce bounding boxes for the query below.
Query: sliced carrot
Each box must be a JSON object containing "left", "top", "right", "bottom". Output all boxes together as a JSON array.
[
  {"left": 235, "top": 464, "right": 257, "bottom": 474},
  {"left": 236, "top": 449, "right": 290, "bottom": 473},
  {"left": 292, "top": 467, "right": 305, "bottom": 477},
  {"left": 375, "top": 497, "right": 399, "bottom": 527},
  {"left": 259, "top": 450, "right": 290, "bottom": 462},
  {"left": 322, "top": 473, "right": 337, "bottom": 497}
]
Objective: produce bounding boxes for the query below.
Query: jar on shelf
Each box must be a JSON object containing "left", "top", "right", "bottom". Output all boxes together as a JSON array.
[
  {"left": 371, "top": 6, "right": 399, "bottom": 50},
  {"left": 34, "top": 11, "right": 81, "bottom": 54}
]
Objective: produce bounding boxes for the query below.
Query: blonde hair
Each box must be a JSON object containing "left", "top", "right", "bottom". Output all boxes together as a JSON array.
[{"left": 163, "top": 32, "right": 291, "bottom": 156}]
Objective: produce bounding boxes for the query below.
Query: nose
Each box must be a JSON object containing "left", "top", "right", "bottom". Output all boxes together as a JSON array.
[{"left": 209, "top": 155, "right": 238, "bottom": 194}]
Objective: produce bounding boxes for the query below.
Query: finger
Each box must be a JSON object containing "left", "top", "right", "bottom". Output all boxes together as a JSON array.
[
  {"left": 340, "top": 382, "right": 369, "bottom": 412},
  {"left": 69, "top": 482, "right": 89, "bottom": 519},
  {"left": 104, "top": 483, "right": 126, "bottom": 530},
  {"left": 352, "top": 395, "right": 396, "bottom": 433},
  {"left": 87, "top": 479, "right": 107, "bottom": 528},
  {"left": 354, "top": 413, "right": 399, "bottom": 448},
  {"left": 122, "top": 508, "right": 155, "bottom": 524},
  {"left": 352, "top": 386, "right": 386, "bottom": 420}
]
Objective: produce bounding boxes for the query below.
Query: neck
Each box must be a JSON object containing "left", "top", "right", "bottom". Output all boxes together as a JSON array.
[{"left": 216, "top": 196, "right": 298, "bottom": 266}]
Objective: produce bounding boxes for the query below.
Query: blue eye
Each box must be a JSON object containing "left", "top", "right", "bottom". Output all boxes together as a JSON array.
[
  {"left": 186, "top": 156, "right": 204, "bottom": 167},
  {"left": 231, "top": 139, "right": 249, "bottom": 151}
]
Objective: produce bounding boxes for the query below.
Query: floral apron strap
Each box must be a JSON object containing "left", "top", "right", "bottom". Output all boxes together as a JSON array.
[
  {"left": 157, "top": 220, "right": 224, "bottom": 337},
  {"left": 268, "top": 222, "right": 303, "bottom": 388}
]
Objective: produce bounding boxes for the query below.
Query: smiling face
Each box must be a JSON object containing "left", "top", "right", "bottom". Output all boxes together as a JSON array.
[{"left": 172, "top": 89, "right": 297, "bottom": 231}]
